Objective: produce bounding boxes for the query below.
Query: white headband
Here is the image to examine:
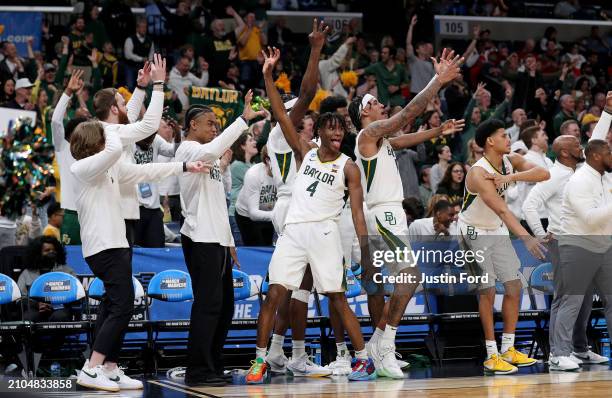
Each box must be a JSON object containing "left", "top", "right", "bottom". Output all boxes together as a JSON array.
[
  {"left": 284, "top": 98, "right": 298, "bottom": 110},
  {"left": 359, "top": 94, "right": 376, "bottom": 116}
]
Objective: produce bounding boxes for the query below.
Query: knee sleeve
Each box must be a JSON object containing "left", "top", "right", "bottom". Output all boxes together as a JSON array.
[{"left": 291, "top": 289, "right": 310, "bottom": 304}]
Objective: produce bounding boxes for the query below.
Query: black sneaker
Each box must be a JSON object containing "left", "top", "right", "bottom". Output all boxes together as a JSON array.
[{"left": 184, "top": 375, "right": 227, "bottom": 387}]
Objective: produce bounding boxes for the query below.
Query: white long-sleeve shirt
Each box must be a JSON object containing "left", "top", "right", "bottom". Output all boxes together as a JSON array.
[
  {"left": 560, "top": 162, "right": 612, "bottom": 253},
  {"left": 101, "top": 89, "right": 164, "bottom": 220},
  {"left": 176, "top": 117, "right": 248, "bottom": 246},
  {"left": 590, "top": 109, "right": 612, "bottom": 188},
  {"left": 133, "top": 135, "right": 178, "bottom": 209},
  {"left": 51, "top": 93, "right": 77, "bottom": 211},
  {"left": 235, "top": 163, "right": 277, "bottom": 221},
  {"left": 70, "top": 129, "right": 184, "bottom": 257},
  {"left": 516, "top": 149, "right": 554, "bottom": 220},
  {"left": 319, "top": 43, "right": 349, "bottom": 98},
  {"left": 123, "top": 34, "right": 155, "bottom": 63},
  {"left": 168, "top": 66, "right": 209, "bottom": 109},
  {"left": 522, "top": 161, "right": 574, "bottom": 237}
]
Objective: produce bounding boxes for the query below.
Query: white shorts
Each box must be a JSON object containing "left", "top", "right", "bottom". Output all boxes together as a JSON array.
[
  {"left": 269, "top": 220, "right": 345, "bottom": 293},
  {"left": 457, "top": 220, "right": 523, "bottom": 289},
  {"left": 271, "top": 196, "right": 291, "bottom": 235},
  {"left": 338, "top": 202, "right": 359, "bottom": 268},
  {"left": 367, "top": 204, "right": 413, "bottom": 276}
]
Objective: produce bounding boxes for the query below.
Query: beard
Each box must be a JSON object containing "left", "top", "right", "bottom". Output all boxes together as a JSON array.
[
  {"left": 118, "top": 108, "right": 129, "bottom": 124},
  {"left": 571, "top": 153, "right": 586, "bottom": 163}
]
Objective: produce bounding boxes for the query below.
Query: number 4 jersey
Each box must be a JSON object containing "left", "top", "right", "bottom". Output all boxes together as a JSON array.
[{"left": 285, "top": 148, "right": 350, "bottom": 225}]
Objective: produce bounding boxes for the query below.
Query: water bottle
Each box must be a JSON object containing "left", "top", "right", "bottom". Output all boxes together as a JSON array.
[
  {"left": 50, "top": 362, "right": 61, "bottom": 378},
  {"left": 311, "top": 343, "right": 322, "bottom": 366}
]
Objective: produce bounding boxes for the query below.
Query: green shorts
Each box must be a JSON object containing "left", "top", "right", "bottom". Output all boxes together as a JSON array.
[{"left": 60, "top": 209, "right": 81, "bottom": 245}]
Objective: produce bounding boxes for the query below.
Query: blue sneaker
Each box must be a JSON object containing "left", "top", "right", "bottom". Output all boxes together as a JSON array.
[{"left": 348, "top": 358, "right": 377, "bottom": 381}]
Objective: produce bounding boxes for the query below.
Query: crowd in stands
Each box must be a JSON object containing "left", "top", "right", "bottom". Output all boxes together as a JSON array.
[{"left": 0, "top": 0, "right": 611, "bottom": 254}]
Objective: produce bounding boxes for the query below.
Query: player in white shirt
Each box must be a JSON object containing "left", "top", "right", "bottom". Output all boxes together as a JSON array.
[
  {"left": 347, "top": 48, "right": 464, "bottom": 379},
  {"left": 408, "top": 200, "right": 457, "bottom": 240},
  {"left": 247, "top": 47, "right": 377, "bottom": 384},
  {"left": 458, "top": 118, "right": 549, "bottom": 375},
  {"left": 94, "top": 54, "right": 167, "bottom": 245},
  {"left": 175, "top": 91, "right": 265, "bottom": 387},
  {"left": 70, "top": 121, "right": 205, "bottom": 392},
  {"left": 235, "top": 145, "right": 277, "bottom": 245}
]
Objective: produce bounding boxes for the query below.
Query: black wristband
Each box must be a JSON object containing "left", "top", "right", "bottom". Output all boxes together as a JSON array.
[
  {"left": 605, "top": 108, "right": 612, "bottom": 116},
  {"left": 136, "top": 84, "right": 147, "bottom": 90},
  {"left": 183, "top": 162, "right": 187, "bottom": 172}
]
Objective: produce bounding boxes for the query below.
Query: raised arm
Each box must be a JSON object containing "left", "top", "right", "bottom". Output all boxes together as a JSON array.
[
  {"left": 226, "top": 6, "right": 245, "bottom": 38},
  {"left": 263, "top": 47, "right": 312, "bottom": 163},
  {"left": 389, "top": 119, "right": 465, "bottom": 150},
  {"left": 462, "top": 25, "right": 481, "bottom": 60},
  {"left": 363, "top": 48, "right": 463, "bottom": 140},
  {"left": 70, "top": 128, "right": 123, "bottom": 183},
  {"left": 406, "top": 15, "right": 417, "bottom": 57},
  {"left": 53, "top": 69, "right": 84, "bottom": 150},
  {"left": 126, "top": 61, "right": 151, "bottom": 122},
  {"left": 592, "top": 91, "right": 612, "bottom": 142},
  {"left": 288, "top": 19, "right": 329, "bottom": 126}
]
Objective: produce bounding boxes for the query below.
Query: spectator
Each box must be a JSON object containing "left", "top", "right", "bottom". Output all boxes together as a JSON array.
[
  {"left": 395, "top": 127, "right": 427, "bottom": 201},
  {"left": 168, "top": 56, "right": 209, "bottom": 109},
  {"left": 268, "top": 17, "right": 294, "bottom": 49},
  {"left": 512, "top": 55, "right": 543, "bottom": 112},
  {"left": 444, "top": 74, "right": 471, "bottom": 121},
  {"left": 362, "top": 45, "right": 409, "bottom": 107},
  {"left": 406, "top": 15, "right": 435, "bottom": 98},
  {"left": 228, "top": 132, "right": 258, "bottom": 245},
  {"left": 218, "top": 63, "right": 245, "bottom": 94},
  {"left": 465, "top": 138, "right": 484, "bottom": 167},
  {"left": 98, "top": 41, "right": 119, "bottom": 88},
  {"left": 506, "top": 108, "right": 527, "bottom": 143},
  {"left": 424, "top": 194, "right": 451, "bottom": 218},
  {"left": 157, "top": 118, "right": 182, "bottom": 223},
  {"left": 0, "top": 43, "right": 26, "bottom": 82},
  {"left": 18, "top": 236, "right": 77, "bottom": 322},
  {"left": 42, "top": 202, "right": 64, "bottom": 242},
  {"left": 402, "top": 197, "right": 425, "bottom": 227},
  {"left": 99, "top": 0, "right": 135, "bottom": 50},
  {"left": 237, "top": 12, "right": 267, "bottom": 88},
  {"left": 235, "top": 145, "right": 277, "bottom": 246},
  {"left": 419, "top": 166, "right": 433, "bottom": 208},
  {"left": 563, "top": 44, "right": 586, "bottom": 73},
  {"left": 435, "top": 162, "right": 466, "bottom": 204},
  {"left": 133, "top": 130, "right": 179, "bottom": 248},
  {"left": 356, "top": 72, "right": 377, "bottom": 98},
  {"left": 540, "top": 27, "right": 563, "bottom": 52},
  {"left": 559, "top": 119, "right": 581, "bottom": 141},
  {"left": 124, "top": 18, "right": 154, "bottom": 90},
  {"left": 320, "top": 37, "right": 355, "bottom": 98},
  {"left": 69, "top": 15, "right": 91, "bottom": 67},
  {"left": 3, "top": 78, "right": 35, "bottom": 111},
  {"left": 408, "top": 199, "right": 457, "bottom": 239},
  {"left": 297, "top": 112, "right": 316, "bottom": 141},
  {"left": 554, "top": 0, "right": 579, "bottom": 18},
  {"left": 203, "top": 7, "right": 244, "bottom": 86},
  {"left": 553, "top": 94, "right": 577, "bottom": 136},
  {"left": 1, "top": 77, "right": 15, "bottom": 104},
  {"left": 430, "top": 145, "right": 451, "bottom": 194},
  {"left": 84, "top": 5, "right": 109, "bottom": 50},
  {"left": 155, "top": 0, "right": 194, "bottom": 42},
  {"left": 15, "top": 205, "right": 42, "bottom": 246}
]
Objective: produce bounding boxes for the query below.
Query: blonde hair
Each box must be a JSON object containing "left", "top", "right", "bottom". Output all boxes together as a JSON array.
[
  {"left": 70, "top": 121, "right": 105, "bottom": 160},
  {"left": 425, "top": 194, "right": 450, "bottom": 217}
]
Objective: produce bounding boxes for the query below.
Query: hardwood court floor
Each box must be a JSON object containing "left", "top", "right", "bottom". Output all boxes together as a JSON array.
[{"left": 147, "top": 363, "right": 612, "bottom": 398}]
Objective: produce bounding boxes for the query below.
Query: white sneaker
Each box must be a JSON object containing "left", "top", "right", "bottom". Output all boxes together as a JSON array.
[
  {"left": 571, "top": 350, "right": 610, "bottom": 364},
  {"left": 395, "top": 352, "right": 410, "bottom": 369},
  {"left": 377, "top": 342, "right": 404, "bottom": 379},
  {"left": 77, "top": 361, "right": 120, "bottom": 392},
  {"left": 266, "top": 351, "right": 289, "bottom": 373},
  {"left": 326, "top": 352, "right": 352, "bottom": 376},
  {"left": 366, "top": 339, "right": 383, "bottom": 372},
  {"left": 287, "top": 354, "right": 331, "bottom": 377},
  {"left": 549, "top": 355, "right": 580, "bottom": 371},
  {"left": 103, "top": 365, "right": 143, "bottom": 390}
]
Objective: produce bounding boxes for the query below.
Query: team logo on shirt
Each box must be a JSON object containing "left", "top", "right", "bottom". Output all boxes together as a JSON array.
[{"left": 209, "top": 164, "right": 222, "bottom": 182}]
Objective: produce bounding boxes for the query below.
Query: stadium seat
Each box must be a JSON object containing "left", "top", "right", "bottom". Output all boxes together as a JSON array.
[
  {"left": 28, "top": 272, "right": 89, "bottom": 375},
  {"left": 0, "top": 273, "right": 29, "bottom": 375}
]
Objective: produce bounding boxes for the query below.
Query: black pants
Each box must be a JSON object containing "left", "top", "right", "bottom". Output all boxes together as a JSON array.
[
  {"left": 161, "top": 195, "right": 182, "bottom": 222},
  {"left": 235, "top": 213, "right": 274, "bottom": 246},
  {"left": 181, "top": 236, "right": 234, "bottom": 380},
  {"left": 85, "top": 248, "right": 134, "bottom": 363},
  {"left": 520, "top": 218, "right": 548, "bottom": 236},
  {"left": 125, "top": 219, "right": 138, "bottom": 247},
  {"left": 135, "top": 207, "right": 165, "bottom": 248}
]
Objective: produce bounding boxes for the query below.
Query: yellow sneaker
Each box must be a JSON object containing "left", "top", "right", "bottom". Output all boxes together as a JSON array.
[
  {"left": 484, "top": 354, "right": 518, "bottom": 375},
  {"left": 501, "top": 347, "right": 537, "bottom": 367}
]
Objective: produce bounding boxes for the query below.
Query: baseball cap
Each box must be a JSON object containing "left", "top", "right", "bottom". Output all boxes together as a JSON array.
[
  {"left": 44, "top": 63, "right": 56, "bottom": 72},
  {"left": 15, "top": 78, "right": 34, "bottom": 90}
]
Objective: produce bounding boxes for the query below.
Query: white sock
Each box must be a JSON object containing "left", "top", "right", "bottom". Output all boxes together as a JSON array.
[
  {"left": 269, "top": 334, "right": 284, "bottom": 355},
  {"left": 501, "top": 333, "right": 515, "bottom": 354},
  {"left": 336, "top": 342, "right": 348, "bottom": 357},
  {"left": 292, "top": 340, "right": 305, "bottom": 359},
  {"left": 369, "top": 327, "right": 384, "bottom": 344},
  {"left": 355, "top": 348, "right": 368, "bottom": 360},
  {"left": 381, "top": 325, "right": 397, "bottom": 346},
  {"left": 256, "top": 346, "right": 267, "bottom": 360},
  {"left": 485, "top": 340, "right": 498, "bottom": 359}
]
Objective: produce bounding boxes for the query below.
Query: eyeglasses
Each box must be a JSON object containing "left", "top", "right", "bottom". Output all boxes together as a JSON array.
[{"left": 452, "top": 169, "right": 465, "bottom": 174}]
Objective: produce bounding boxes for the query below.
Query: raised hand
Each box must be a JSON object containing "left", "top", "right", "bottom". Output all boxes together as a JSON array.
[
  {"left": 472, "top": 24, "right": 481, "bottom": 39},
  {"left": 474, "top": 81, "right": 486, "bottom": 98},
  {"left": 65, "top": 68, "right": 84, "bottom": 96},
  {"left": 87, "top": 48, "right": 99, "bottom": 67},
  {"left": 410, "top": 15, "right": 417, "bottom": 27},
  {"left": 150, "top": 53, "right": 167, "bottom": 82},
  {"left": 308, "top": 18, "right": 330, "bottom": 50},
  {"left": 241, "top": 89, "right": 267, "bottom": 121},
  {"left": 441, "top": 119, "right": 465, "bottom": 136},
  {"left": 605, "top": 91, "right": 612, "bottom": 113},
  {"left": 432, "top": 48, "right": 463, "bottom": 85},
  {"left": 137, "top": 61, "right": 152, "bottom": 87},
  {"left": 225, "top": 5, "right": 237, "bottom": 16},
  {"left": 261, "top": 46, "right": 281, "bottom": 76}
]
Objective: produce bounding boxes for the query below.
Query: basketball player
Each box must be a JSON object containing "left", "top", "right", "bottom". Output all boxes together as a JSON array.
[
  {"left": 265, "top": 20, "right": 331, "bottom": 377},
  {"left": 348, "top": 48, "right": 464, "bottom": 379},
  {"left": 246, "top": 47, "right": 377, "bottom": 384},
  {"left": 459, "top": 118, "right": 549, "bottom": 374}
]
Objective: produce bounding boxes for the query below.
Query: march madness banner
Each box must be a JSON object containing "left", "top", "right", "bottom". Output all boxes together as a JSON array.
[
  {"left": 0, "top": 12, "right": 43, "bottom": 56},
  {"left": 188, "top": 86, "right": 244, "bottom": 129}
]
